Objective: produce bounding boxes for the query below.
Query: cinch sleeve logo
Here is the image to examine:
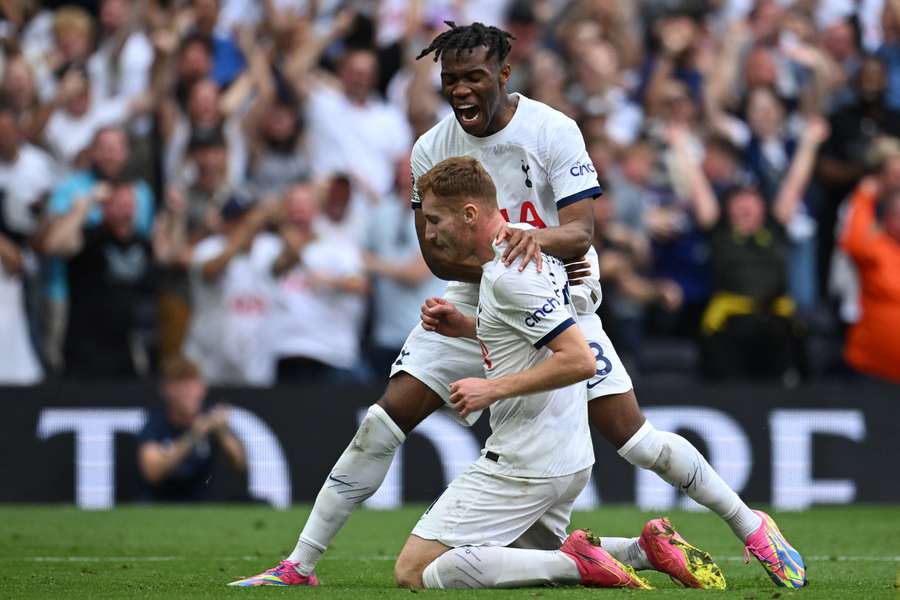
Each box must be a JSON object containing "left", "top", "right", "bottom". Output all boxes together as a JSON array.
[
  {"left": 569, "top": 162, "right": 596, "bottom": 176},
  {"left": 525, "top": 297, "right": 561, "bottom": 327}
]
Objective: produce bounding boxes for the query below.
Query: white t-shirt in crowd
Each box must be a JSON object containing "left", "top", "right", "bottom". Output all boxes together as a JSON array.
[
  {"left": 184, "top": 233, "right": 277, "bottom": 386},
  {"left": 306, "top": 86, "right": 412, "bottom": 196},
  {"left": 258, "top": 230, "right": 367, "bottom": 370},
  {"left": 165, "top": 115, "right": 248, "bottom": 190},
  {"left": 411, "top": 93, "right": 604, "bottom": 313},
  {"left": 0, "top": 143, "right": 58, "bottom": 236},
  {"left": 0, "top": 263, "right": 42, "bottom": 384},
  {"left": 88, "top": 32, "right": 154, "bottom": 136},
  {"left": 44, "top": 97, "right": 130, "bottom": 166},
  {"left": 475, "top": 237, "right": 593, "bottom": 478}
]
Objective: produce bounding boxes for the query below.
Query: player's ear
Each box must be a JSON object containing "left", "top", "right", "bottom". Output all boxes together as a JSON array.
[
  {"left": 463, "top": 203, "right": 478, "bottom": 224},
  {"left": 499, "top": 63, "right": 511, "bottom": 87}
]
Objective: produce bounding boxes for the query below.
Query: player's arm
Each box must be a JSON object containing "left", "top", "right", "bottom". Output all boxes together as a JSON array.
[
  {"left": 420, "top": 297, "right": 476, "bottom": 338},
  {"left": 495, "top": 194, "right": 594, "bottom": 272},
  {"left": 450, "top": 325, "right": 595, "bottom": 418},
  {"left": 498, "top": 118, "right": 601, "bottom": 269}
]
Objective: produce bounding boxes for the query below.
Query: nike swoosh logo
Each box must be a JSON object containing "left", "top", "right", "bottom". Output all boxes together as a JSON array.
[
  {"left": 328, "top": 475, "right": 352, "bottom": 487},
  {"left": 681, "top": 465, "right": 699, "bottom": 490},
  {"left": 586, "top": 377, "right": 608, "bottom": 389}
]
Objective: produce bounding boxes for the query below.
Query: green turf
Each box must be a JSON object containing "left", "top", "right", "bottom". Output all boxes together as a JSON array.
[{"left": 0, "top": 505, "right": 897, "bottom": 599}]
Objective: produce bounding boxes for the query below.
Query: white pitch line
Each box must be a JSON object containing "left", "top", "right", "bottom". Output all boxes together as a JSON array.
[{"left": 12, "top": 555, "right": 900, "bottom": 563}]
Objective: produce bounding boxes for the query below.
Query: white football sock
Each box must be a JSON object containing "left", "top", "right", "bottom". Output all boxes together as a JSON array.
[
  {"left": 618, "top": 421, "right": 762, "bottom": 541},
  {"left": 288, "top": 405, "right": 405, "bottom": 574},
  {"left": 422, "top": 546, "right": 580, "bottom": 589},
  {"left": 598, "top": 537, "right": 652, "bottom": 570}
]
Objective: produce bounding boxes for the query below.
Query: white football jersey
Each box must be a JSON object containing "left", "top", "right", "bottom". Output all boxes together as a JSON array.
[
  {"left": 411, "top": 94, "right": 603, "bottom": 313},
  {"left": 474, "top": 238, "right": 594, "bottom": 478}
]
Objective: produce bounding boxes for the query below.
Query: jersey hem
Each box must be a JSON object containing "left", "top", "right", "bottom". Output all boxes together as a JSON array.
[
  {"left": 533, "top": 317, "right": 576, "bottom": 349},
  {"left": 556, "top": 186, "right": 603, "bottom": 209}
]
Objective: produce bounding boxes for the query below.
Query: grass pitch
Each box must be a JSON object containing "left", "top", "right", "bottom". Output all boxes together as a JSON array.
[{"left": 0, "top": 505, "right": 897, "bottom": 599}]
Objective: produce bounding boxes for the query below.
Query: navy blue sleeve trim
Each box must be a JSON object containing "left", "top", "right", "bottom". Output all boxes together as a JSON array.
[
  {"left": 411, "top": 201, "right": 421, "bottom": 210},
  {"left": 556, "top": 186, "right": 603, "bottom": 209},
  {"left": 533, "top": 317, "right": 576, "bottom": 349}
]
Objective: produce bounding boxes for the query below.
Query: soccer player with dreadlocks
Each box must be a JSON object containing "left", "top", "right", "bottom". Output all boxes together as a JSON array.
[{"left": 229, "top": 22, "right": 805, "bottom": 590}]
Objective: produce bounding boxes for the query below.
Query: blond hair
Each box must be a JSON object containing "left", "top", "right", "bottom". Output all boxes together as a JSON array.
[
  {"left": 416, "top": 156, "right": 497, "bottom": 208},
  {"left": 53, "top": 6, "right": 94, "bottom": 41},
  {"left": 160, "top": 356, "right": 203, "bottom": 382}
]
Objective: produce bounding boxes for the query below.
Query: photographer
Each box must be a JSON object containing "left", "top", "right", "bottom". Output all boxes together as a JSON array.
[{"left": 137, "top": 356, "right": 246, "bottom": 502}]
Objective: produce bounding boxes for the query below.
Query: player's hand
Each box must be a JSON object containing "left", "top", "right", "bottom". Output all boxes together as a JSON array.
[
  {"left": 496, "top": 225, "right": 542, "bottom": 272},
  {"left": 564, "top": 256, "right": 592, "bottom": 286},
  {"left": 420, "top": 297, "right": 471, "bottom": 338},
  {"left": 449, "top": 377, "right": 499, "bottom": 418}
]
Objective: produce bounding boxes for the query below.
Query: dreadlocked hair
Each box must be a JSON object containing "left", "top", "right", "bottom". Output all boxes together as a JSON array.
[{"left": 416, "top": 21, "right": 516, "bottom": 63}]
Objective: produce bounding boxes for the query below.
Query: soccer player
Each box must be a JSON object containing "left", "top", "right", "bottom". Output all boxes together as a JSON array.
[
  {"left": 393, "top": 156, "right": 651, "bottom": 589},
  {"left": 229, "top": 22, "right": 805, "bottom": 590}
]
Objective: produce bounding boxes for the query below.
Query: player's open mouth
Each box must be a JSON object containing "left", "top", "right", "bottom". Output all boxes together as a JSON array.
[{"left": 456, "top": 104, "right": 481, "bottom": 127}]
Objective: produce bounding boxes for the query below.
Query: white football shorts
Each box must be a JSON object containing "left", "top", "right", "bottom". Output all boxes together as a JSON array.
[
  {"left": 389, "top": 303, "right": 633, "bottom": 424},
  {"left": 411, "top": 461, "right": 592, "bottom": 549}
]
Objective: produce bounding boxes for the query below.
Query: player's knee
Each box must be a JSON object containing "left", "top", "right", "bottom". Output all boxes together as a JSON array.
[
  {"left": 393, "top": 554, "right": 425, "bottom": 589},
  {"left": 587, "top": 389, "right": 644, "bottom": 448},
  {"left": 377, "top": 373, "right": 443, "bottom": 434}
]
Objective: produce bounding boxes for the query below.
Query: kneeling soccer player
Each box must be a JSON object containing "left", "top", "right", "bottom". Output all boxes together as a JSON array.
[{"left": 393, "top": 157, "right": 673, "bottom": 589}]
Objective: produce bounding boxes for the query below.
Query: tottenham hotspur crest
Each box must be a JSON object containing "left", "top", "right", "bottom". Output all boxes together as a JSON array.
[{"left": 521, "top": 161, "right": 532, "bottom": 188}]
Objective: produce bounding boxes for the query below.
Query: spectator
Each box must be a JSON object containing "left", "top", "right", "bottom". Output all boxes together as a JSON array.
[
  {"left": 27, "top": 5, "right": 95, "bottom": 102},
  {"left": 241, "top": 36, "right": 310, "bottom": 198},
  {"left": 155, "top": 129, "right": 232, "bottom": 363},
  {"left": 43, "top": 180, "right": 158, "bottom": 378},
  {"left": 0, "top": 192, "right": 43, "bottom": 385},
  {"left": 709, "top": 85, "right": 825, "bottom": 310},
  {"left": 306, "top": 47, "right": 412, "bottom": 197},
  {"left": 840, "top": 178, "right": 900, "bottom": 383},
  {"left": 37, "top": 126, "right": 155, "bottom": 372},
  {"left": 88, "top": 0, "right": 154, "bottom": 100},
  {"left": 262, "top": 182, "right": 369, "bottom": 383},
  {"left": 674, "top": 118, "right": 829, "bottom": 380},
  {"left": 0, "top": 47, "right": 43, "bottom": 141},
  {"left": 364, "top": 159, "right": 444, "bottom": 375},
  {"left": 184, "top": 0, "right": 246, "bottom": 88},
  {"left": 87, "top": 0, "right": 156, "bottom": 179},
  {"left": 566, "top": 41, "right": 643, "bottom": 145},
  {"left": 179, "top": 127, "right": 234, "bottom": 222},
  {"left": 137, "top": 356, "right": 246, "bottom": 502},
  {"left": 42, "top": 63, "right": 148, "bottom": 169},
  {"left": 183, "top": 194, "right": 278, "bottom": 386},
  {"left": 246, "top": 83, "right": 310, "bottom": 197},
  {"left": 0, "top": 98, "right": 58, "bottom": 239},
  {"left": 161, "top": 77, "right": 248, "bottom": 190},
  {"left": 819, "top": 55, "right": 900, "bottom": 287}
]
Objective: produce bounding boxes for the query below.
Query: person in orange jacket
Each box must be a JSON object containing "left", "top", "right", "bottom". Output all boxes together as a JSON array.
[{"left": 841, "top": 177, "right": 900, "bottom": 383}]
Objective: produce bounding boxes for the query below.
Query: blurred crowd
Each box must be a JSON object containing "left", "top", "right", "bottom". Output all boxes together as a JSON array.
[{"left": 1, "top": 0, "right": 899, "bottom": 387}]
